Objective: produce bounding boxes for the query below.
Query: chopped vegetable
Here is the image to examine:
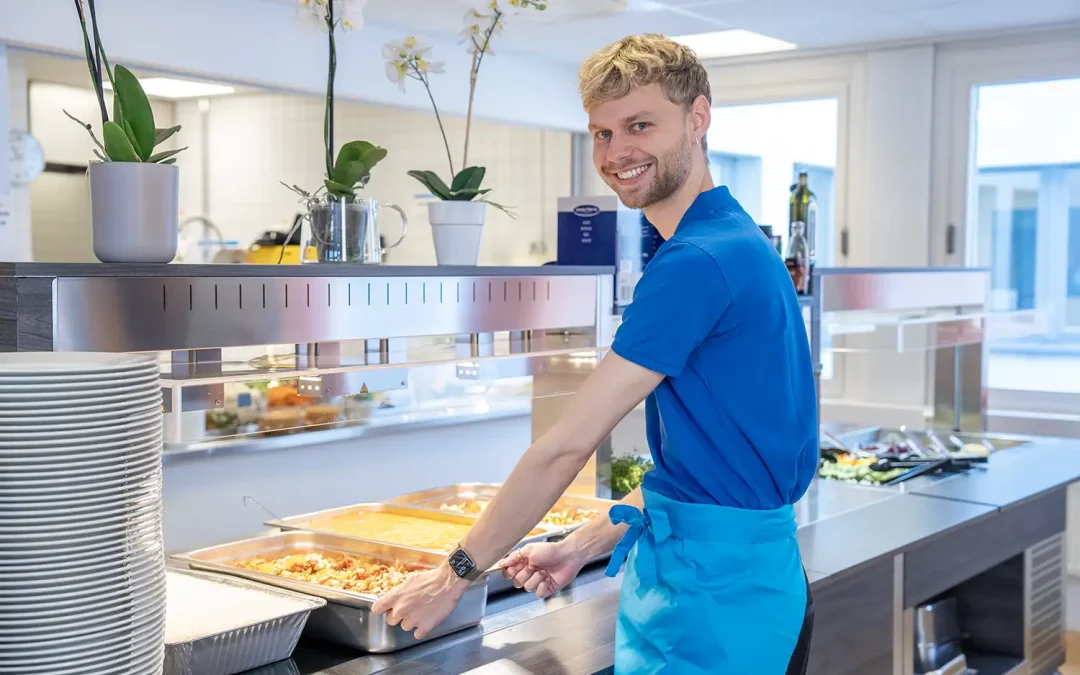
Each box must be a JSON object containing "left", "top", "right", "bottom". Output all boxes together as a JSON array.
[{"left": 611, "top": 455, "right": 654, "bottom": 496}]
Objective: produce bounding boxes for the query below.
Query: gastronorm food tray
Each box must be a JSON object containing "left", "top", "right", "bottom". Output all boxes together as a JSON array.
[
  {"left": 172, "top": 531, "right": 488, "bottom": 653},
  {"left": 265, "top": 502, "right": 552, "bottom": 554},
  {"left": 389, "top": 483, "right": 617, "bottom": 540},
  {"left": 163, "top": 567, "right": 325, "bottom": 675},
  {"left": 389, "top": 485, "right": 617, "bottom": 595}
]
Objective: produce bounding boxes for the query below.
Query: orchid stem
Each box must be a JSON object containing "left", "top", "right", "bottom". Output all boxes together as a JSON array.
[
  {"left": 324, "top": 4, "right": 336, "bottom": 181},
  {"left": 416, "top": 68, "right": 454, "bottom": 179}
]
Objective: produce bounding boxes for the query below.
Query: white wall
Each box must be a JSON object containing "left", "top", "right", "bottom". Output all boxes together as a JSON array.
[
  {"left": 0, "top": 47, "right": 32, "bottom": 262},
  {"left": 976, "top": 78, "right": 1080, "bottom": 168},
  {"left": 163, "top": 415, "right": 531, "bottom": 551},
  {"left": 173, "top": 91, "right": 571, "bottom": 265},
  {"left": 0, "top": 0, "right": 584, "bottom": 133}
]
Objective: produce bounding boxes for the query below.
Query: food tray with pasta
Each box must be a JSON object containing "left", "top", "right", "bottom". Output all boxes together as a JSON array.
[
  {"left": 389, "top": 484, "right": 616, "bottom": 540},
  {"left": 265, "top": 502, "right": 551, "bottom": 554},
  {"left": 173, "top": 531, "right": 488, "bottom": 653}
]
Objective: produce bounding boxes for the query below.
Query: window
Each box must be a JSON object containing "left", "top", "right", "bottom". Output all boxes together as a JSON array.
[
  {"left": 707, "top": 98, "right": 839, "bottom": 266},
  {"left": 968, "top": 78, "right": 1080, "bottom": 394}
]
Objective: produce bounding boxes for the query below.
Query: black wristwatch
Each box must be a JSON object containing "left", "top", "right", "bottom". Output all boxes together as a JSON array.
[{"left": 448, "top": 545, "right": 483, "bottom": 582}]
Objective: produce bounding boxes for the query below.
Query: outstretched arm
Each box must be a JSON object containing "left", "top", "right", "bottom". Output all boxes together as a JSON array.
[{"left": 371, "top": 352, "right": 662, "bottom": 637}]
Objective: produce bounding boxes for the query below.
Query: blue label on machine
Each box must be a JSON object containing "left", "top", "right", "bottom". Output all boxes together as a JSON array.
[{"left": 557, "top": 201, "right": 619, "bottom": 266}]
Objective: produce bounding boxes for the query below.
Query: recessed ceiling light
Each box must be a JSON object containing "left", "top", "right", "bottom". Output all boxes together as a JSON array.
[
  {"left": 103, "top": 77, "right": 235, "bottom": 99},
  {"left": 671, "top": 30, "right": 797, "bottom": 60}
]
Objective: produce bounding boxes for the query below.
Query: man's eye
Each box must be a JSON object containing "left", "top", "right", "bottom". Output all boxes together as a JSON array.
[
  {"left": 595, "top": 130, "right": 611, "bottom": 141},
  {"left": 633, "top": 122, "right": 649, "bottom": 131}
]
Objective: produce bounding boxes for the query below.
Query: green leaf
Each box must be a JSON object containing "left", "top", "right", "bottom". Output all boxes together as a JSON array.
[
  {"left": 102, "top": 121, "right": 140, "bottom": 162},
  {"left": 324, "top": 178, "right": 356, "bottom": 199},
  {"left": 449, "top": 188, "right": 482, "bottom": 201},
  {"left": 451, "top": 166, "right": 486, "bottom": 193},
  {"left": 332, "top": 141, "right": 388, "bottom": 189},
  {"left": 160, "top": 158, "right": 177, "bottom": 165},
  {"left": 407, "top": 170, "right": 451, "bottom": 200},
  {"left": 112, "top": 65, "right": 156, "bottom": 161},
  {"left": 155, "top": 125, "right": 181, "bottom": 146},
  {"left": 148, "top": 147, "right": 187, "bottom": 163}
]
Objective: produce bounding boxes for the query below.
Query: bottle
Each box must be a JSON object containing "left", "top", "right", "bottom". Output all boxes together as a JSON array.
[
  {"left": 789, "top": 172, "right": 818, "bottom": 266},
  {"left": 786, "top": 222, "right": 809, "bottom": 295}
]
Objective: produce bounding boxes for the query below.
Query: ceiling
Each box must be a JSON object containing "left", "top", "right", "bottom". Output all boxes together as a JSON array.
[{"left": 356, "top": 0, "right": 1080, "bottom": 64}]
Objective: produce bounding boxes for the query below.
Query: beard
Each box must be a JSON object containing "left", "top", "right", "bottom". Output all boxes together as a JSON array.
[{"left": 608, "top": 133, "right": 694, "bottom": 210}]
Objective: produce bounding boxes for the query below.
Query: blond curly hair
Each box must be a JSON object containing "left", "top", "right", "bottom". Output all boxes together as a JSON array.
[{"left": 579, "top": 33, "right": 712, "bottom": 113}]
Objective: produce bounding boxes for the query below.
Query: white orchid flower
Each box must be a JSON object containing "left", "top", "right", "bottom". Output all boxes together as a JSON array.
[
  {"left": 385, "top": 60, "right": 409, "bottom": 92},
  {"left": 295, "top": 0, "right": 366, "bottom": 32}
]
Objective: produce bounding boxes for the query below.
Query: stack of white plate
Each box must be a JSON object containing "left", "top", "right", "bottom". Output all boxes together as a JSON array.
[{"left": 0, "top": 353, "right": 166, "bottom": 675}]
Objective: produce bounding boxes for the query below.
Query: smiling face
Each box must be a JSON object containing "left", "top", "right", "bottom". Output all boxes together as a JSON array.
[{"left": 589, "top": 83, "right": 704, "bottom": 210}]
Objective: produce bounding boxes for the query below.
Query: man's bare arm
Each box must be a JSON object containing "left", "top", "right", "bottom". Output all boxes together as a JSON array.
[{"left": 459, "top": 352, "right": 662, "bottom": 570}]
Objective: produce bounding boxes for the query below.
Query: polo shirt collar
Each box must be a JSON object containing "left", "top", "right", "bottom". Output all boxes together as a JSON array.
[{"left": 680, "top": 186, "right": 739, "bottom": 225}]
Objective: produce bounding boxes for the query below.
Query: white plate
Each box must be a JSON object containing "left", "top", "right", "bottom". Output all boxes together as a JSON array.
[
  {"left": 0, "top": 401, "right": 162, "bottom": 424},
  {"left": 0, "top": 562, "right": 162, "bottom": 607},
  {"left": 0, "top": 353, "right": 155, "bottom": 373},
  {"left": 0, "top": 510, "right": 161, "bottom": 545},
  {"left": 0, "top": 381, "right": 161, "bottom": 405},
  {"left": 0, "top": 612, "right": 162, "bottom": 666},
  {"left": 0, "top": 370, "right": 160, "bottom": 392},
  {"left": 0, "top": 449, "right": 161, "bottom": 487},
  {"left": 0, "top": 409, "right": 162, "bottom": 439},
  {"left": 0, "top": 443, "right": 160, "bottom": 471},
  {"left": 3, "top": 634, "right": 164, "bottom": 675},
  {"left": 0, "top": 363, "right": 159, "bottom": 384},
  {"left": 0, "top": 499, "right": 161, "bottom": 535},
  {"left": 0, "top": 423, "right": 162, "bottom": 451},
  {"left": 0, "top": 537, "right": 162, "bottom": 576},
  {"left": 0, "top": 590, "right": 163, "bottom": 633},
  {"left": 0, "top": 430, "right": 162, "bottom": 457},
  {"left": 0, "top": 483, "right": 159, "bottom": 513},
  {"left": 0, "top": 472, "right": 162, "bottom": 504},
  {"left": 0, "top": 517, "right": 161, "bottom": 553}
]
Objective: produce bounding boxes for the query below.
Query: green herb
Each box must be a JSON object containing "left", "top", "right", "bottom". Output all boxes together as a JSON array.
[{"left": 610, "top": 455, "right": 654, "bottom": 496}]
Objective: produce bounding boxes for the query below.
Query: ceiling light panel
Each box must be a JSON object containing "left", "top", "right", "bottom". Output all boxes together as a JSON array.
[
  {"left": 104, "top": 77, "right": 235, "bottom": 99},
  {"left": 671, "top": 29, "right": 797, "bottom": 59}
]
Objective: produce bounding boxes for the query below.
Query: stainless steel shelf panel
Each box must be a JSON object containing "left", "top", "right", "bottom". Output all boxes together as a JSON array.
[
  {"left": 817, "top": 267, "right": 989, "bottom": 314},
  {"left": 52, "top": 274, "right": 606, "bottom": 352}
]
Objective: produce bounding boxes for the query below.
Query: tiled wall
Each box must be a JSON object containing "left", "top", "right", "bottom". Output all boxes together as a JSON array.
[{"left": 176, "top": 92, "right": 573, "bottom": 266}]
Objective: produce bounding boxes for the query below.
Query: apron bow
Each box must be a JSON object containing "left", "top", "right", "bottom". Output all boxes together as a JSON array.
[{"left": 604, "top": 505, "right": 672, "bottom": 589}]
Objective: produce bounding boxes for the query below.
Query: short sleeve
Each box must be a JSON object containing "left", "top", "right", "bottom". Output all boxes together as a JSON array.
[{"left": 611, "top": 243, "right": 731, "bottom": 378}]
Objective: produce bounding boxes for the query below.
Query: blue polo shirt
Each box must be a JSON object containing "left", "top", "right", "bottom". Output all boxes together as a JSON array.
[{"left": 611, "top": 186, "right": 818, "bottom": 509}]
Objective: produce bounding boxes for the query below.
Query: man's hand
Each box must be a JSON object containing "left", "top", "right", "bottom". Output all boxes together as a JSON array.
[
  {"left": 497, "top": 539, "right": 590, "bottom": 598},
  {"left": 370, "top": 562, "right": 470, "bottom": 639}
]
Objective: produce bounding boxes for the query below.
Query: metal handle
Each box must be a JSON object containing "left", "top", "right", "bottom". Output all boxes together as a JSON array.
[{"left": 381, "top": 203, "right": 408, "bottom": 253}]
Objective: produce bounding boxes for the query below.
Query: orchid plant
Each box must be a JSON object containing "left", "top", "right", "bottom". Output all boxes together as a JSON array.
[
  {"left": 66, "top": 0, "right": 186, "bottom": 165},
  {"left": 382, "top": 0, "right": 547, "bottom": 215},
  {"left": 285, "top": 0, "right": 388, "bottom": 203}
]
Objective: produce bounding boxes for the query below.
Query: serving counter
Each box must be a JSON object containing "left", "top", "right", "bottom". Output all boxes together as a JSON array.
[{"left": 248, "top": 433, "right": 1078, "bottom": 675}]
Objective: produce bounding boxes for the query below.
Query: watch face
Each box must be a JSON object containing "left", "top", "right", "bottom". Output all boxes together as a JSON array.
[{"left": 448, "top": 548, "right": 475, "bottom": 579}]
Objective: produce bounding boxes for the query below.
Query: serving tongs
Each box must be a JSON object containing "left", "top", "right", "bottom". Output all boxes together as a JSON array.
[{"left": 820, "top": 430, "right": 876, "bottom": 460}]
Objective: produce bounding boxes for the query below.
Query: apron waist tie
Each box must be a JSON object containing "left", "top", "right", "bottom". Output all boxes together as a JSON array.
[{"left": 604, "top": 504, "right": 671, "bottom": 588}]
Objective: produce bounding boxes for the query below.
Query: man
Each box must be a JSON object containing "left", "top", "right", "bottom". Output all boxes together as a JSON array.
[{"left": 373, "top": 33, "right": 818, "bottom": 674}]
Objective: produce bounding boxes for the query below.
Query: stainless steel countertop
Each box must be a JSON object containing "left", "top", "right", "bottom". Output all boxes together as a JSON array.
[{"left": 230, "top": 438, "right": 1080, "bottom": 675}]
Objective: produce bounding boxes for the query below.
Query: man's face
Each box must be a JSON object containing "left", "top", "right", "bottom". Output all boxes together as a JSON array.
[{"left": 589, "top": 83, "right": 695, "bottom": 210}]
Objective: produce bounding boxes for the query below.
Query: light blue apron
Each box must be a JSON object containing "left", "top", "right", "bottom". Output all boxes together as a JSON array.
[{"left": 605, "top": 487, "right": 808, "bottom": 675}]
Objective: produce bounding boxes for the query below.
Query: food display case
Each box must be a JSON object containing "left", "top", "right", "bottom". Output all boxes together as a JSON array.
[{"left": 0, "top": 263, "right": 615, "bottom": 493}]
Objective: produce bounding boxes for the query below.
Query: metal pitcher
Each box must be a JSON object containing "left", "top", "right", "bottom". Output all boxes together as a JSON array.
[{"left": 303, "top": 196, "right": 407, "bottom": 264}]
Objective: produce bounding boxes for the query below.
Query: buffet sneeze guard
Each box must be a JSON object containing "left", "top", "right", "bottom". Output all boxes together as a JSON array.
[{"left": 0, "top": 264, "right": 615, "bottom": 496}]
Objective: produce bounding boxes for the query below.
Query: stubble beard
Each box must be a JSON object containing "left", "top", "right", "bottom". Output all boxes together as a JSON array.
[{"left": 612, "top": 133, "right": 694, "bottom": 210}]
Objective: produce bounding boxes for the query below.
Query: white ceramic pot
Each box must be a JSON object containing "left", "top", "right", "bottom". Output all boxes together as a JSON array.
[
  {"left": 89, "top": 161, "right": 179, "bottom": 264},
  {"left": 428, "top": 200, "right": 486, "bottom": 266}
]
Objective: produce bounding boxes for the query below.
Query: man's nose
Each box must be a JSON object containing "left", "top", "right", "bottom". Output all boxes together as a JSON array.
[{"left": 606, "top": 136, "right": 634, "bottom": 165}]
